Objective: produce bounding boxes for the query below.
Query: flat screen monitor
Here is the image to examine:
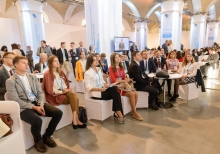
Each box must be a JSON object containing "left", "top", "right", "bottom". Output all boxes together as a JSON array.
[{"left": 114, "top": 37, "right": 130, "bottom": 52}]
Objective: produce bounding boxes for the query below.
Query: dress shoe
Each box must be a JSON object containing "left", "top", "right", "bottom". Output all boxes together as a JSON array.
[
  {"left": 169, "top": 97, "right": 176, "bottom": 102},
  {"left": 156, "top": 102, "right": 163, "bottom": 108},
  {"left": 72, "top": 122, "right": 78, "bottom": 129},
  {"left": 43, "top": 136, "right": 57, "bottom": 148},
  {"left": 78, "top": 123, "right": 87, "bottom": 128},
  {"left": 173, "top": 94, "right": 179, "bottom": 98},
  {"left": 168, "top": 93, "right": 172, "bottom": 97},
  {"left": 34, "top": 140, "right": 47, "bottom": 153},
  {"left": 149, "top": 105, "right": 159, "bottom": 110}
]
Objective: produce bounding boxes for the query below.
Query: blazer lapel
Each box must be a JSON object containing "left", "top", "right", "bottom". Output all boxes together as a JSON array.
[
  {"left": 27, "top": 74, "right": 36, "bottom": 95},
  {"left": 14, "top": 74, "right": 29, "bottom": 97},
  {"left": 2, "top": 66, "right": 10, "bottom": 78}
]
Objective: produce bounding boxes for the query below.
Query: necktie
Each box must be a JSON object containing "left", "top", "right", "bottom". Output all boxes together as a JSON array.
[
  {"left": 158, "top": 59, "right": 161, "bottom": 68},
  {"left": 43, "top": 64, "right": 46, "bottom": 69},
  {"left": 9, "top": 70, "right": 13, "bottom": 76},
  {"left": 123, "top": 62, "right": 127, "bottom": 71}
]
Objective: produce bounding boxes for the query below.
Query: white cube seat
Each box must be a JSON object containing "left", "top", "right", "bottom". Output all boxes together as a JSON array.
[{"left": 178, "top": 83, "right": 198, "bottom": 101}]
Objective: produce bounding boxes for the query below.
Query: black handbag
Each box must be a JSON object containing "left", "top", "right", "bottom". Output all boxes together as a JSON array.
[
  {"left": 156, "top": 71, "right": 169, "bottom": 79},
  {"left": 78, "top": 106, "right": 87, "bottom": 123}
]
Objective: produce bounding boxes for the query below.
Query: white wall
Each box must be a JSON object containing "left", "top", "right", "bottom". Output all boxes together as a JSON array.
[
  {"left": 68, "top": 10, "right": 85, "bottom": 26},
  {"left": 43, "top": 5, "right": 63, "bottom": 24},
  {"left": 44, "top": 23, "right": 87, "bottom": 49},
  {"left": 0, "top": 18, "right": 22, "bottom": 50},
  {"left": 122, "top": 31, "right": 135, "bottom": 42}
]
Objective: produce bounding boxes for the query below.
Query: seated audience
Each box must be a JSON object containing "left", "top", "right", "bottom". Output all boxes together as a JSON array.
[
  {"left": 120, "top": 53, "right": 129, "bottom": 73},
  {"left": 182, "top": 48, "right": 187, "bottom": 57},
  {"left": 43, "top": 55, "right": 87, "bottom": 129},
  {"left": 26, "top": 46, "right": 34, "bottom": 73},
  {"left": 200, "top": 48, "right": 219, "bottom": 79},
  {"left": 153, "top": 50, "right": 167, "bottom": 71},
  {"left": 160, "top": 48, "right": 166, "bottom": 58},
  {"left": 95, "top": 53, "right": 109, "bottom": 79},
  {"left": 128, "top": 51, "right": 159, "bottom": 110},
  {"left": 192, "top": 49, "right": 200, "bottom": 62},
  {"left": 169, "top": 54, "right": 197, "bottom": 101},
  {"left": 166, "top": 51, "right": 180, "bottom": 101},
  {"left": 34, "top": 53, "right": 48, "bottom": 74},
  {"left": 140, "top": 50, "right": 157, "bottom": 74},
  {"left": 84, "top": 55, "right": 125, "bottom": 123},
  {"left": 6, "top": 56, "right": 63, "bottom": 153},
  {"left": 109, "top": 53, "right": 142, "bottom": 121},
  {"left": 176, "top": 51, "right": 184, "bottom": 62},
  {"left": 75, "top": 51, "right": 87, "bottom": 81},
  {"left": 0, "top": 52, "right": 15, "bottom": 100},
  {"left": 36, "top": 40, "right": 52, "bottom": 57}
]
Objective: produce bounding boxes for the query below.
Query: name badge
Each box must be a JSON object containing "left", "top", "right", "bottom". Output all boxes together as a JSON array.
[
  {"left": 145, "top": 70, "right": 149, "bottom": 75},
  {"left": 75, "top": 57, "right": 79, "bottom": 60},
  {"left": 28, "top": 93, "right": 36, "bottom": 101}
]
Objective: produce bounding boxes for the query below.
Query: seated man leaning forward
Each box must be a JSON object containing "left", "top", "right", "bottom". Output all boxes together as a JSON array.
[{"left": 6, "top": 56, "right": 63, "bottom": 153}]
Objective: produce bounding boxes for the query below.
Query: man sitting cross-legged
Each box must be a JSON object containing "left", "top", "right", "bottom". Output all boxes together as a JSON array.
[{"left": 6, "top": 56, "right": 63, "bottom": 153}]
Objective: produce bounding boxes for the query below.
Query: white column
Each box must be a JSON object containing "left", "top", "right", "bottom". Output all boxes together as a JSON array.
[
  {"left": 84, "top": 0, "right": 122, "bottom": 63},
  {"left": 206, "top": 22, "right": 219, "bottom": 47},
  {"left": 16, "top": 0, "right": 45, "bottom": 61},
  {"left": 160, "top": 0, "right": 184, "bottom": 50},
  {"left": 190, "top": 14, "right": 206, "bottom": 50},
  {"left": 135, "top": 22, "right": 147, "bottom": 51}
]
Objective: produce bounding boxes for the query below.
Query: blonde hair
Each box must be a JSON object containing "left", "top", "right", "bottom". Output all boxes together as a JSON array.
[
  {"left": 167, "top": 51, "right": 176, "bottom": 59},
  {"left": 182, "top": 54, "right": 195, "bottom": 67}
]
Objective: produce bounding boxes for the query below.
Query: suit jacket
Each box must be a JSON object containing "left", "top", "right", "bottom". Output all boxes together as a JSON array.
[
  {"left": 20, "top": 49, "right": 25, "bottom": 56},
  {"left": 0, "top": 66, "right": 10, "bottom": 100},
  {"left": 76, "top": 47, "right": 88, "bottom": 57},
  {"left": 130, "top": 45, "right": 138, "bottom": 52},
  {"left": 162, "top": 43, "right": 168, "bottom": 54},
  {"left": 119, "top": 43, "right": 125, "bottom": 50},
  {"left": 69, "top": 49, "right": 80, "bottom": 64},
  {"left": 6, "top": 73, "right": 45, "bottom": 112},
  {"left": 37, "top": 46, "right": 52, "bottom": 57},
  {"left": 121, "top": 61, "right": 129, "bottom": 72},
  {"left": 56, "top": 48, "right": 69, "bottom": 64},
  {"left": 34, "top": 63, "right": 42, "bottom": 73},
  {"left": 140, "top": 59, "right": 157, "bottom": 73},
  {"left": 75, "top": 60, "right": 85, "bottom": 81},
  {"left": 100, "top": 59, "right": 109, "bottom": 73},
  {"left": 128, "top": 61, "right": 150, "bottom": 90},
  {"left": 26, "top": 50, "right": 33, "bottom": 61},
  {"left": 42, "top": 70, "right": 69, "bottom": 106},
  {"left": 153, "top": 57, "right": 168, "bottom": 70},
  {"left": 206, "top": 53, "right": 219, "bottom": 69}
]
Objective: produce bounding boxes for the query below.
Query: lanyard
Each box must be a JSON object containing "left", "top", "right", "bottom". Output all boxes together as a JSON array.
[
  {"left": 18, "top": 75, "right": 36, "bottom": 99},
  {"left": 92, "top": 68, "right": 102, "bottom": 87},
  {"left": 81, "top": 60, "right": 86, "bottom": 69},
  {"left": 55, "top": 76, "right": 63, "bottom": 90},
  {"left": 184, "top": 63, "right": 191, "bottom": 74}
]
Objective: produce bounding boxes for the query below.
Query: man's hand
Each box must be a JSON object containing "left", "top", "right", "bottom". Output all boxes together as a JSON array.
[
  {"left": 33, "top": 105, "right": 45, "bottom": 116},
  {"left": 33, "top": 70, "right": 39, "bottom": 74}
]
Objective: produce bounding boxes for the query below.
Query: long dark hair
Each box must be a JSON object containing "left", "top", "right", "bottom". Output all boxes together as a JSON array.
[
  {"left": 176, "top": 51, "right": 182, "bottom": 59},
  {"left": 110, "top": 53, "right": 123, "bottom": 72},
  {"left": 1, "top": 46, "right": 8, "bottom": 52},
  {"left": 86, "top": 55, "right": 95, "bottom": 71},
  {"left": 48, "top": 55, "right": 62, "bottom": 77}
]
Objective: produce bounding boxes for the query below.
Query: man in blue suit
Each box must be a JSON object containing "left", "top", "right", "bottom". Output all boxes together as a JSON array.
[
  {"left": 100, "top": 53, "right": 108, "bottom": 74},
  {"left": 76, "top": 41, "right": 88, "bottom": 57},
  {"left": 140, "top": 50, "right": 157, "bottom": 74}
]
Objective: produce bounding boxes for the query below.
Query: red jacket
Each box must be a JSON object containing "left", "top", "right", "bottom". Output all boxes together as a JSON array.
[{"left": 42, "top": 70, "right": 70, "bottom": 106}]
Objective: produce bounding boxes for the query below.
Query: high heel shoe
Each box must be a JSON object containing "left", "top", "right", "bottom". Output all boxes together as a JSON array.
[
  {"left": 113, "top": 113, "right": 125, "bottom": 124},
  {"left": 78, "top": 123, "right": 87, "bottom": 129},
  {"left": 72, "top": 122, "right": 78, "bottom": 129}
]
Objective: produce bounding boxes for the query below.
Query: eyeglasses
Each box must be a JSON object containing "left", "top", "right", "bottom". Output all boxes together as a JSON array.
[{"left": 5, "top": 57, "right": 13, "bottom": 60}]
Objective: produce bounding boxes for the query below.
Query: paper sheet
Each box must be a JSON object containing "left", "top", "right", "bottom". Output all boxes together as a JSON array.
[{"left": 0, "top": 118, "right": 10, "bottom": 138}]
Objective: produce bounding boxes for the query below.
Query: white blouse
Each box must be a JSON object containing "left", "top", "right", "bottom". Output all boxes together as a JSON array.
[
  {"left": 181, "top": 62, "right": 197, "bottom": 77},
  {"left": 84, "top": 67, "right": 105, "bottom": 93},
  {"left": 80, "top": 59, "right": 87, "bottom": 72},
  {"left": 53, "top": 72, "right": 67, "bottom": 94}
]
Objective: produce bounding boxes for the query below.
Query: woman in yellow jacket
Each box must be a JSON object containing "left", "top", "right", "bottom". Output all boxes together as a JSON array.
[{"left": 75, "top": 51, "right": 87, "bottom": 81}]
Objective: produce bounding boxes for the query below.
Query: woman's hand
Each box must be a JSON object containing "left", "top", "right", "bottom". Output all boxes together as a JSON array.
[
  {"left": 125, "top": 78, "right": 132, "bottom": 82},
  {"left": 62, "top": 88, "right": 70, "bottom": 94},
  {"left": 99, "top": 88, "right": 106, "bottom": 92},
  {"left": 182, "top": 75, "right": 187, "bottom": 78},
  {"left": 103, "top": 83, "right": 109, "bottom": 88}
]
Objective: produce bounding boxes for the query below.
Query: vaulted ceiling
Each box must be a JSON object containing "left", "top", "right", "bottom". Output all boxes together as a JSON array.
[{"left": 4, "top": 0, "right": 220, "bottom": 32}]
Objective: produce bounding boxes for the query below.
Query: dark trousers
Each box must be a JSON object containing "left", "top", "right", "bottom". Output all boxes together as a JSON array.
[
  {"left": 71, "top": 62, "right": 76, "bottom": 77},
  {"left": 200, "top": 64, "right": 211, "bottom": 76},
  {"left": 20, "top": 103, "right": 63, "bottom": 143},
  {"left": 138, "top": 85, "right": 159, "bottom": 106},
  {"left": 28, "top": 60, "right": 34, "bottom": 73},
  {"left": 92, "top": 86, "right": 124, "bottom": 115},
  {"left": 167, "top": 79, "right": 172, "bottom": 94}
]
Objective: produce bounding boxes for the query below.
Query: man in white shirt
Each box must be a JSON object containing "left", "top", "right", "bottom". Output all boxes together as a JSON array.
[
  {"left": 0, "top": 52, "right": 15, "bottom": 100},
  {"left": 56, "top": 42, "right": 71, "bottom": 82},
  {"left": 6, "top": 56, "right": 63, "bottom": 153}
]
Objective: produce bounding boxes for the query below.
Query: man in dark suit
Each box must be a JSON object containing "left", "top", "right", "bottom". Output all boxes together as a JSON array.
[
  {"left": 130, "top": 42, "right": 138, "bottom": 52},
  {"left": 0, "top": 52, "right": 15, "bottom": 100},
  {"left": 153, "top": 50, "right": 167, "bottom": 70},
  {"left": 56, "top": 42, "right": 71, "bottom": 82},
  {"left": 34, "top": 53, "right": 48, "bottom": 74},
  {"left": 162, "top": 40, "right": 168, "bottom": 56},
  {"left": 121, "top": 53, "right": 129, "bottom": 73},
  {"left": 128, "top": 51, "right": 159, "bottom": 110},
  {"left": 6, "top": 56, "right": 62, "bottom": 153},
  {"left": 100, "top": 53, "right": 109, "bottom": 74},
  {"left": 69, "top": 42, "right": 79, "bottom": 77},
  {"left": 17, "top": 44, "right": 25, "bottom": 56},
  {"left": 76, "top": 41, "right": 87, "bottom": 57},
  {"left": 140, "top": 50, "right": 157, "bottom": 74}
]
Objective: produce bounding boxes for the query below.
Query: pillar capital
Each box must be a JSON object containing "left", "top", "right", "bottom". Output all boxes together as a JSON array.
[
  {"left": 16, "top": 0, "right": 43, "bottom": 12},
  {"left": 161, "top": 0, "right": 184, "bottom": 13},
  {"left": 191, "top": 14, "right": 207, "bottom": 23}
]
